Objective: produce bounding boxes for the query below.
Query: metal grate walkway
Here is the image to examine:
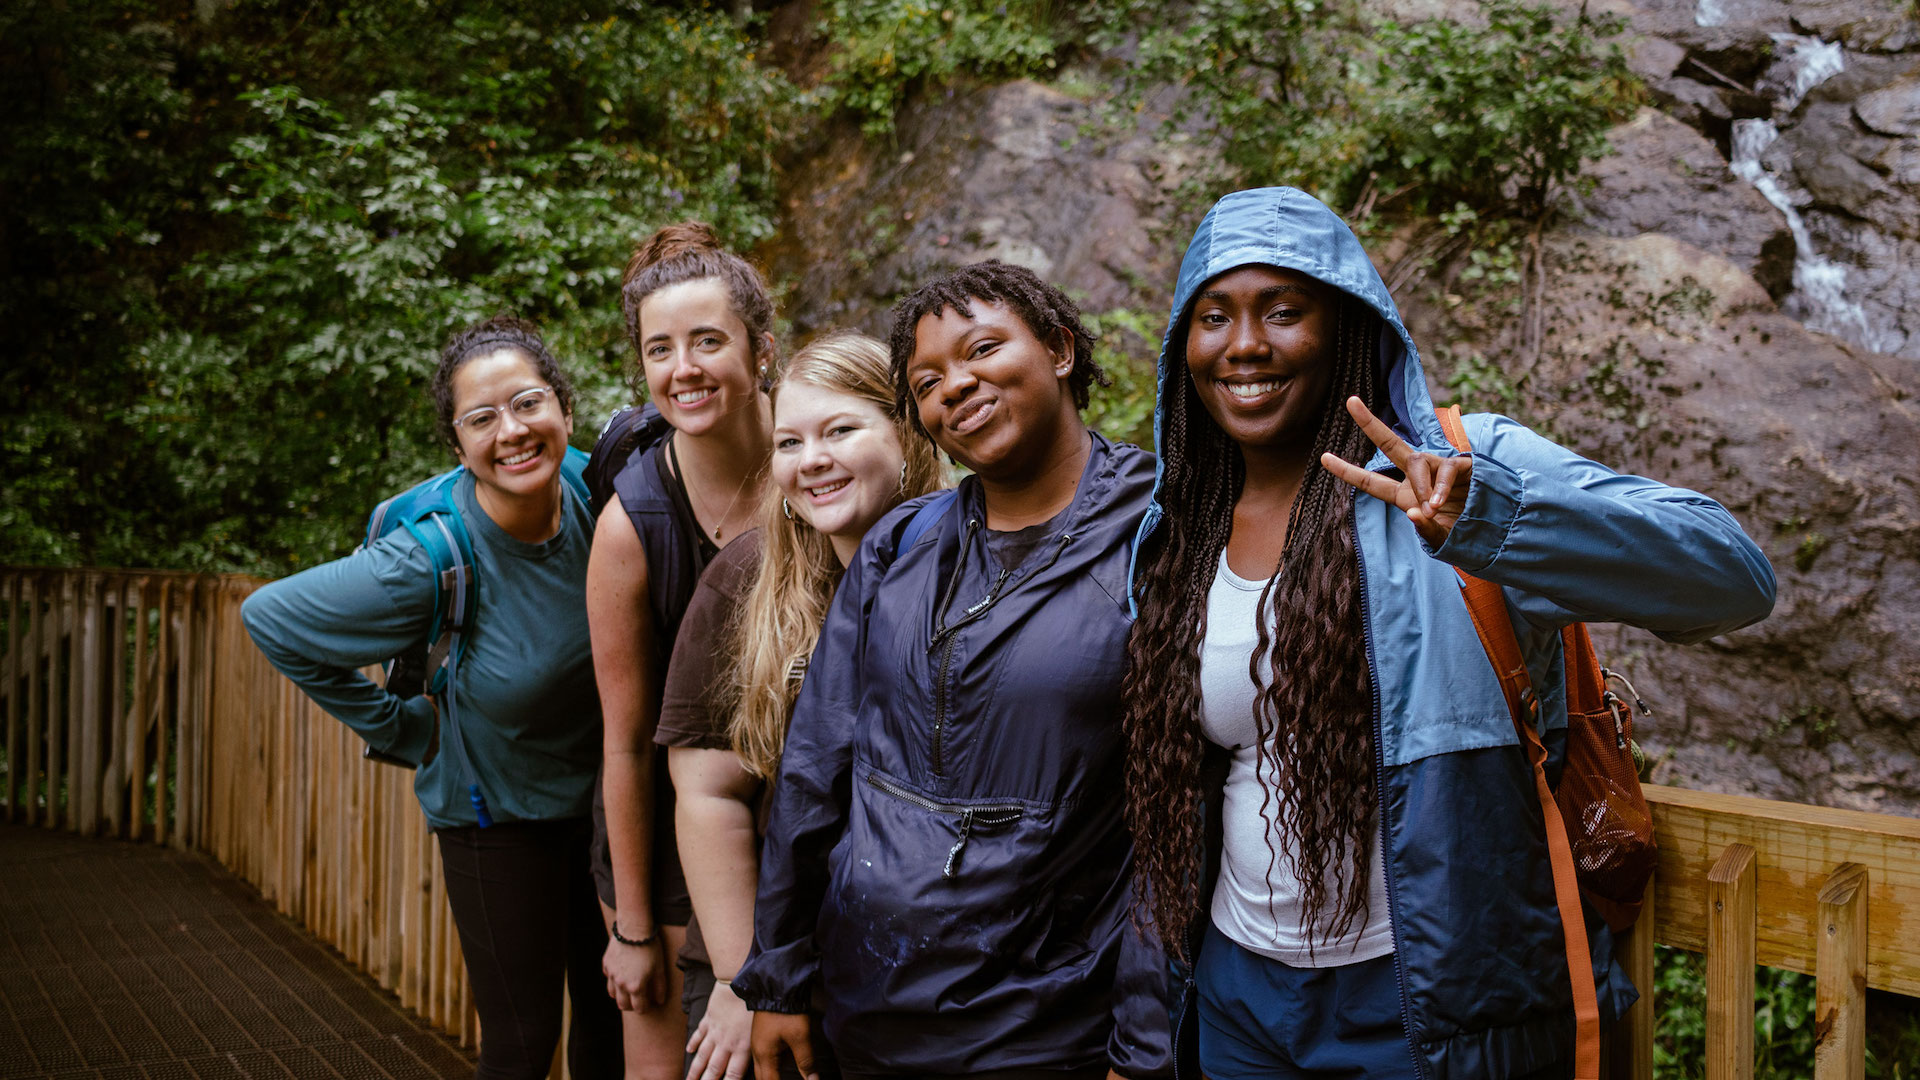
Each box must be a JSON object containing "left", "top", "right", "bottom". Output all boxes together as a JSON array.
[{"left": 0, "top": 826, "right": 475, "bottom": 1079}]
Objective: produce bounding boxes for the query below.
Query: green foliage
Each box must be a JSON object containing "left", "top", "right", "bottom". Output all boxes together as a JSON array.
[
  {"left": 3, "top": 1, "right": 797, "bottom": 574},
  {"left": 1102, "top": 0, "right": 1637, "bottom": 217},
  {"left": 1081, "top": 306, "right": 1164, "bottom": 448},
  {"left": 1653, "top": 946, "right": 1825, "bottom": 1080},
  {"left": 1371, "top": 0, "right": 1638, "bottom": 216},
  {"left": 818, "top": 0, "right": 1061, "bottom": 135},
  {"left": 1098, "top": 0, "right": 1377, "bottom": 211}
]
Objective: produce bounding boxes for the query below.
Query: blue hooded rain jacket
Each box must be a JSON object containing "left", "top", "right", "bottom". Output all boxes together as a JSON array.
[
  {"left": 736, "top": 433, "right": 1175, "bottom": 1077},
  {"left": 1133, "top": 188, "right": 1776, "bottom": 1079}
]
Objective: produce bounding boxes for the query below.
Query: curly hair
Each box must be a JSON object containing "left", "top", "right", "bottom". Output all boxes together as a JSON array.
[
  {"left": 1122, "top": 292, "right": 1384, "bottom": 963},
  {"left": 620, "top": 221, "right": 777, "bottom": 398},
  {"left": 430, "top": 314, "right": 576, "bottom": 449},
  {"left": 722, "top": 331, "right": 950, "bottom": 778},
  {"left": 884, "top": 260, "right": 1109, "bottom": 432}
]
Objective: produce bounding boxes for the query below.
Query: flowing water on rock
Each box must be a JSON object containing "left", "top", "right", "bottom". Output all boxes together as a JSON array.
[
  {"left": 1693, "top": 0, "right": 1725, "bottom": 28},
  {"left": 1727, "top": 34, "right": 1898, "bottom": 353}
]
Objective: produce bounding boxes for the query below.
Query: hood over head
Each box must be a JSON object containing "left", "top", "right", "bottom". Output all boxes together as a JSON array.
[
  {"left": 1153, "top": 186, "right": 1442, "bottom": 457},
  {"left": 1129, "top": 187, "right": 1444, "bottom": 606}
]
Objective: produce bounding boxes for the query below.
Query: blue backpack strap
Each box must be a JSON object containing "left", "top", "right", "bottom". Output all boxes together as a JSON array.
[
  {"left": 396, "top": 472, "right": 493, "bottom": 827},
  {"left": 560, "top": 445, "right": 591, "bottom": 509},
  {"left": 899, "top": 489, "right": 959, "bottom": 552}
]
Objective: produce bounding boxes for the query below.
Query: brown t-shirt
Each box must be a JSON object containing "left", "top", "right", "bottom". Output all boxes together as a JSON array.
[{"left": 656, "top": 528, "right": 766, "bottom": 969}]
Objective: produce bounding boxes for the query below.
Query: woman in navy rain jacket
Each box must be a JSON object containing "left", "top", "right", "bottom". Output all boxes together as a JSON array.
[
  {"left": 737, "top": 262, "right": 1173, "bottom": 1080},
  {"left": 1121, "top": 188, "right": 1775, "bottom": 1079}
]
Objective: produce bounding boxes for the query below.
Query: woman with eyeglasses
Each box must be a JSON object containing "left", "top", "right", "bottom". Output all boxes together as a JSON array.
[{"left": 242, "top": 314, "right": 623, "bottom": 1080}]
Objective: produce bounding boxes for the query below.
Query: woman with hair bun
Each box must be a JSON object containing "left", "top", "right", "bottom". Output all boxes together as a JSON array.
[
  {"left": 589, "top": 222, "right": 778, "bottom": 1078},
  {"left": 657, "top": 330, "right": 946, "bottom": 1080},
  {"left": 243, "top": 315, "right": 622, "bottom": 1079}
]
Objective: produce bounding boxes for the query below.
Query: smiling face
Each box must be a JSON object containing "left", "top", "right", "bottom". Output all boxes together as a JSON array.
[
  {"left": 903, "top": 299, "right": 1076, "bottom": 481},
  {"left": 450, "top": 349, "right": 574, "bottom": 504},
  {"left": 1184, "top": 264, "right": 1339, "bottom": 456},
  {"left": 637, "top": 277, "right": 765, "bottom": 436},
  {"left": 770, "top": 381, "right": 906, "bottom": 547}
]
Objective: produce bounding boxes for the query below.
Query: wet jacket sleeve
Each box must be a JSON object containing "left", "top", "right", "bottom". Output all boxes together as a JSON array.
[
  {"left": 1108, "top": 884, "right": 1176, "bottom": 1077},
  {"left": 1429, "top": 414, "right": 1776, "bottom": 644},
  {"left": 240, "top": 535, "right": 440, "bottom": 765},
  {"left": 731, "top": 530, "right": 879, "bottom": 1014}
]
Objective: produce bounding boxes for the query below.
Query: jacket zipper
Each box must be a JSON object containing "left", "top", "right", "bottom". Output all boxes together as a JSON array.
[
  {"left": 1355, "top": 508, "right": 1430, "bottom": 1080},
  {"left": 864, "top": 771, "right": 1023, "bottom": 877},
  {"left": 926, "top": 523, "right": 1073, "bottom": 777}
]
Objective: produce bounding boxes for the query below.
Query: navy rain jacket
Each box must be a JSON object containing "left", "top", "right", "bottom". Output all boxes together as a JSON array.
[
  {"left": 1134, "top": 187, "right": 1777, "bottom": 1079},
  {"left": 735, "top": 433, "right": 1174, "bottom": 1078}
]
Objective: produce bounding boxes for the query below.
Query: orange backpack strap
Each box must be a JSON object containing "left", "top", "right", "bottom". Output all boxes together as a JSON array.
[
  {"left": 1436, "top": 403, "right": 1470, "bottom": 453},
  {"left": 1436, "top": 405, "right": 1602, "bottom": 1080}
]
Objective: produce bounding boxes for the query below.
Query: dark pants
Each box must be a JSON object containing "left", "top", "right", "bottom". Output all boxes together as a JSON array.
[
  {"left": 1198, "top": 922, "right": 1569, "bottom": 1080},
  {"left": 438, "top": 817, "right": 624, "bottom": 1080}
]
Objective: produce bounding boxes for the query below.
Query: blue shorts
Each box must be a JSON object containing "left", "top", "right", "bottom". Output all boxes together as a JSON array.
[{"left": 1197, "top": 923, "right": 1567, "bottom": 1080}]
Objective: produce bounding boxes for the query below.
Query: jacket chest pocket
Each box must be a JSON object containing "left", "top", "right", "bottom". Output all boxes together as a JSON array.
[{"left": 865, "top": 768, "right": 1023, "bottom": 878}]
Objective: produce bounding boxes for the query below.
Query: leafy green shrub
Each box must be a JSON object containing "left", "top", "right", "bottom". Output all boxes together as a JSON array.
[
  {"left": 1103, "top": 0, "right": 1637, "bottom": 218},
  {"left": 1653, "top": 946, "right": 1817, "bottom": 1080},
  {"left": 818, "top": 0, "right": 1062, "bottom": 135},
  {"left": 3, "top": 1, "right": 797, "bottom": 574},
  {"left": 1081, "top": 306, "right": 1163, "bottom": 449},
  {"left": 1371, "top": 0, "right": 1637, "bottom": 216}
]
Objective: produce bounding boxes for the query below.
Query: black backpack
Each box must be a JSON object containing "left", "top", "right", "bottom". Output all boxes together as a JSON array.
[{"left": 586, "top": 403, "right": 674, "bottom": 515}]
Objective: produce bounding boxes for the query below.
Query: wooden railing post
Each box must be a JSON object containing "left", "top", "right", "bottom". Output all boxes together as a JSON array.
[
  {"left": 105, "top": 576, "right": 128, "bottom": 837},
  {"left": 1607, "top": 875, "right": 1656, "bottom": 1080},
  {"left": 4, "top": 572, "right": 19, "bottom": 822},
  {"left": 57, "top": 573, "right": 76, "bottom": 829},
  {"left": 25, "top": 574, "right": 43, "bottom": 827},
  {"left": 127, "top": 578, "right": 149, "bottom": 841},
  {"left": 77, "top": 571, "right": 104, "bottom": 835},
  {"left": 1707, "top": 842, "right": 1758, "bottom": 1080},
  {"left": 1814, "top": 863, "right": 1868, "bottom": 1080}
]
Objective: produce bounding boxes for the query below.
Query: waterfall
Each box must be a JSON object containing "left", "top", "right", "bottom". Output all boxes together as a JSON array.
[
  {"left": 1694, "top": 0, "right": 1726, "bottom": 28},
  {"left": 1725, "top": 34, "right": 1897, "bottom": 353}
]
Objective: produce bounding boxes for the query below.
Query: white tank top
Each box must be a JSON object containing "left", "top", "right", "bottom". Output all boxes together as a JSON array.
[{"left": 1197, "top": 550, "right": 1396, "bottom": 967}]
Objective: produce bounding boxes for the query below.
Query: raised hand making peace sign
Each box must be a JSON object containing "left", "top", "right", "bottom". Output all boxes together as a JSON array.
[{"left": 1320, "top": 395, "right": 1472, "bottom": 547}]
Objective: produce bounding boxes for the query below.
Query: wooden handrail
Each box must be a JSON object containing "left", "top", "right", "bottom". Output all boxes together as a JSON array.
[{"left": 3, "top": 566, "right": 1917, "bottom": 1078}]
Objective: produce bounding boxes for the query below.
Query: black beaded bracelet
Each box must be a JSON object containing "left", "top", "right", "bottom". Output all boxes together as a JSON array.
[{"left": 609, "top": 921, "right": 657, "bottom": 948}]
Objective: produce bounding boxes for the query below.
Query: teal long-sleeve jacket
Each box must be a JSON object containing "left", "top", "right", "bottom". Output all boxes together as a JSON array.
[{"left": 241, "top": 474, "right": 601, "bottom": 828}]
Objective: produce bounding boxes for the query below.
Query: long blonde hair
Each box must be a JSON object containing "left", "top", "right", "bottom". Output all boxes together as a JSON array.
[{"left": 726, "top": 331, "right": 947, "bottom": 777}]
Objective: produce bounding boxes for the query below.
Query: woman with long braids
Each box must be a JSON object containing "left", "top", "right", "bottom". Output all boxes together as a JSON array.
[
  {"left": 657, "top": 331, "right": 946, "bottom": 1080},
  {"left": 736, "top": 262, "right": 1173, "bottom": 1080},
  {"left": 589, "top": 223, "right": 777, "bottom": 1078},
  {"left": 244, "top": 315, "right": 623, "bottom": 1079},
  {"left": 1122, "top": 188, "right": 1775, "bottom": 1079}
]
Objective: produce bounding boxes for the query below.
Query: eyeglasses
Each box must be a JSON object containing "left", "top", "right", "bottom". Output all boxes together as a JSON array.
[{"left": 452, "top": 387, "right": 555, "bottom": 438}]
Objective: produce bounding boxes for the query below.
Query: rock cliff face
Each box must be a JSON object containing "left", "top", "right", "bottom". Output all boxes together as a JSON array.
[{"left": 765, "top": 0, "right": 1920, "bottom": 814}]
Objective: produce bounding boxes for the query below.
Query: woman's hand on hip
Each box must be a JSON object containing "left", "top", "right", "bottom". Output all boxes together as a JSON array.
[
  {"left": 685, "top": 979, "right": 753, "bottom": 1080},
  {"left": 601, "top": 932, "right": 668, "bottom": 1013},
  {"left": 751, "top": 1010, "right": 819, "bottom": 1080},
  {"left": 1322, "top": 395, "right": 1472, "bottom": 547}
]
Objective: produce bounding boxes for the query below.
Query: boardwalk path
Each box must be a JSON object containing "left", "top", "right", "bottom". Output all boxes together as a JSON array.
[{"left": 0, "top": 826, "right": 474, "bottom": 1079}]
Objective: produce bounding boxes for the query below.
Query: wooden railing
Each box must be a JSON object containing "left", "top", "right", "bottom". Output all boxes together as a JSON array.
[
  {"left": 0, "top": 568, "right": 477, "bottom": 1048},
  {"left": 4, "top": 565, "right": 1919, "bottom": 1079}
]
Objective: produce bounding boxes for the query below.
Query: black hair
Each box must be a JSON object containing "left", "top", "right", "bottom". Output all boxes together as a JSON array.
[
  {"left": 885, "top": 260, "right": 1109, "bottom": 431},
  {"left": 431, "top": 314, "right": 576, "bottom": 449},
  {"left": 1124, "top": 292, "right": 1386, "bottom": 960}
]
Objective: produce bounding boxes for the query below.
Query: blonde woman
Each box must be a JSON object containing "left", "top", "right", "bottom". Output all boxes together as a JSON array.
[{"left": 655, "top": 331, "right": 946, "bottom": 1080}]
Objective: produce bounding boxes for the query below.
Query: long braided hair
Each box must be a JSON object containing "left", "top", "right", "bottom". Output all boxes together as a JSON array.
[{"left": 1123, "top": 289, "right": 1387, "bottom": 962}]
